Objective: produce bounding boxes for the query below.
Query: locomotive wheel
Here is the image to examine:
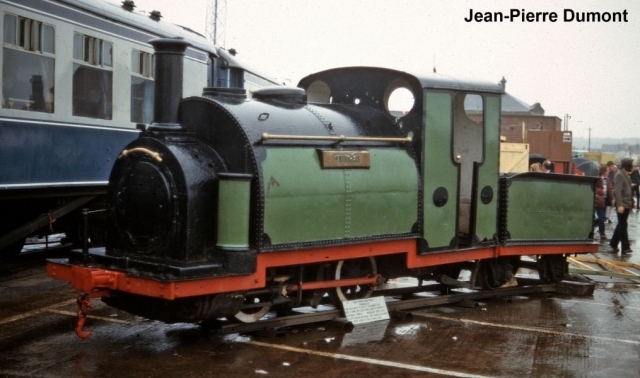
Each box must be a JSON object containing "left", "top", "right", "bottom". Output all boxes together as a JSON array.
[
  {"left": 331, "top": 257, "right": 377, "bottom": 306},
  {"left": 477, "top": 257, "right": 518, "bottom": 290},
  {"left": 537, "top": 255, "right": 567, "bottom": 283}
]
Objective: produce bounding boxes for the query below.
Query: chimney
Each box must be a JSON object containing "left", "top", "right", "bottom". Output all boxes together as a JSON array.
[
  {"left": 147, "top": 38, "right": 191, "bottom": 131},
  {"left": 500, "top": 77, "right": 506, "bottom": 91}
]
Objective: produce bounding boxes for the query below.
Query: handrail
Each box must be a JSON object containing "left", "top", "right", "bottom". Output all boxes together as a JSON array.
[{"left": 261, "top": 133, "right": 412, "bottom": 143}]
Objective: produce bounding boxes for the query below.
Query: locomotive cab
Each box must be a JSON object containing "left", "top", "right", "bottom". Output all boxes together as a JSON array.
[{"left": 299, "top": 68, "right": 504, "bottom": 250}]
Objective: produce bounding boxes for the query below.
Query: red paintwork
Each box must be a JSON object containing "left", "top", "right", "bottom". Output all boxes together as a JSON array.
[{"left": 47, "top": 240, "right": 598, "bottom": 300}]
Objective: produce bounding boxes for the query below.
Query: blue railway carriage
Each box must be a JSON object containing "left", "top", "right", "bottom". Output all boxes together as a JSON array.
[{"left": 0, "top": 0, "right": 278, "bottom": 257}]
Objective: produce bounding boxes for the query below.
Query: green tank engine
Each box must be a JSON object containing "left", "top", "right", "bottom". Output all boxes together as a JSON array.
[{"left": 49, "top": 39, "right": 597, "bottom": 330}]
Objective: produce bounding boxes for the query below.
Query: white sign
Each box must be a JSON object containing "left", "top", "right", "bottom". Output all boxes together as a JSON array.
[{"left": 342, "top": 296, "right": 390, "bottom": 325}]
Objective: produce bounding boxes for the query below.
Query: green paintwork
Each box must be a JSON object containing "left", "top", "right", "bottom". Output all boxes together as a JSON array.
[
  {"left": 474, "top": 95, "right": 500, "bottom": 241},
  {"left": 422, "top": 91, "right": 457, "bottom": 248},
  {"left": 505, "top": 178, "right": 594, "bottom": 240},
  {"left": 261, "top": 148, "right": 418, "bottom": 245},
  {"left": 216, "top": 178, "right": 251, "bottom": 248}
]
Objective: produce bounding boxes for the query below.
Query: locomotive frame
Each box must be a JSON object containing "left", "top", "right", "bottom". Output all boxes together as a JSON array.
[{"left": 47, "top": 38, "right": 598, "bottom": 335}]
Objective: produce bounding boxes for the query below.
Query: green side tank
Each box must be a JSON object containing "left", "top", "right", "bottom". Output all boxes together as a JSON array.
[{"left": 261, "top": 147, "right": 419, "bottom": 246}]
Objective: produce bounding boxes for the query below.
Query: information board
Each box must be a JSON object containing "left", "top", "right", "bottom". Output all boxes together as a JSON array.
[{"left": 342, "top": 296, "right": 390, "bottom": 325}]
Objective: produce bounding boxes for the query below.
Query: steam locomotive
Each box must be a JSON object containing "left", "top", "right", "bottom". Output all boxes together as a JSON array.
[{"left": 47, "top": 38, "right": 598, "bottom": 335}]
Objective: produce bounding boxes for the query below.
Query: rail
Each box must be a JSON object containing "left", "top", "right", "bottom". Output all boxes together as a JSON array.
[{"left": 208, "top": 280, "right": 591, "bottom": 335}]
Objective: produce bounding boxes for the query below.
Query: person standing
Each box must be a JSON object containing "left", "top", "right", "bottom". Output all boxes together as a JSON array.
[
  {"left": 595, "top": 165, "right": 613, "bottom": 240},
  {"left": 606, "top": 161, "right": 617, "bottom": 223},
  {"left": 631, "top": 165, "right": 640, "bottom": 212},
  {"left": 609, "top": 158, "right": 635, "bottom": 254}
]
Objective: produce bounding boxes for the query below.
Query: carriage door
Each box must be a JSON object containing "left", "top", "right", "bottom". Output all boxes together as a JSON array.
[{"left": 422, "top": 91, "right": 499, "bottom": 250}]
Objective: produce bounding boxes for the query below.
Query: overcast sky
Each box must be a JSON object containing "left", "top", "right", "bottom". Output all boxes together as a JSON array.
[{"left": 132, "top": 0, "right": 639, "bottom": 140}]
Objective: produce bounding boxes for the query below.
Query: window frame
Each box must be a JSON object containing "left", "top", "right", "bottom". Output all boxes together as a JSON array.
[{"left": 2, "top": 13, "right": 56, "bottom": 113}]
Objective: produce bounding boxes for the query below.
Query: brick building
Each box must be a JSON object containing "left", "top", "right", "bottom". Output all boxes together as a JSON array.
[{"left": 466, "top": 77, "right": 571, "bottom": 173}]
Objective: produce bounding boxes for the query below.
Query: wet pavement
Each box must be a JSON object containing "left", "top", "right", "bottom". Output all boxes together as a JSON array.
[{"left": 2, "top": 214, "right": 640, "bottom": 377}]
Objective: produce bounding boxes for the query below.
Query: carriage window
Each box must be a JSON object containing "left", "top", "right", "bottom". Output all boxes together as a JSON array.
[
  {"left": 42, "top": 25, "right": 54, "bottom": 54},
  {"left": 132, "top": 49, "right": 154, "bottom": 77},
  {"left": 72, "top": 33, "right": 113, "bottom": 119},
  {"left": 73, "top": 33, "right": 83, "bottom": 60},
  {"left": 103, "top": 41, "right": 112, "bottom": 67},
  {"left": 131, "top": 49, "right": 154, "bottom": 123},
  {"left": 3, "top": 14, "right": 17, "bottom": 44},
  {"left": 2, "top": 14, "right": 55, "bottom": 113},
  {"left": 244, "top": 71, "right": 275, "bottom": 93}
]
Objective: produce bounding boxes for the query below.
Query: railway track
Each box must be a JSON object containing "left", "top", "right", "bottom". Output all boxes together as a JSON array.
[{"left": 207, "top": 279, "right": 594, "bottom": 335}]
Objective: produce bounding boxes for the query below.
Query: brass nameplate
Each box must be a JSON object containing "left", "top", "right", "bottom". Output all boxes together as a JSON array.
[{"left": 321, "top": 150, "right": 370, "bottom": 169}]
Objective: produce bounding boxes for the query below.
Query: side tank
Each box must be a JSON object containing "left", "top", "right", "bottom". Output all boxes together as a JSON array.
[{"left": 180, "top": 86, "right": 421, "bottom": 252}]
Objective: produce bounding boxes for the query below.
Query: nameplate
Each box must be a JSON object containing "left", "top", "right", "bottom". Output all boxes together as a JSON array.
[
  {"left": 342, "top": 296, "right": 389, "bottom": 325},
  {"left": 320, "top": 150, "right": 370, "bottom": 169}
]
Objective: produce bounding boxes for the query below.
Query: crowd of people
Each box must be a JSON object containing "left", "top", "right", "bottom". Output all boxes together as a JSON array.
[
  {"left": 529, "top": 160, "right": 554, "bottom": 173},
  {"left": 593, "top": 159, "right": 639, "bottom": 254}
]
